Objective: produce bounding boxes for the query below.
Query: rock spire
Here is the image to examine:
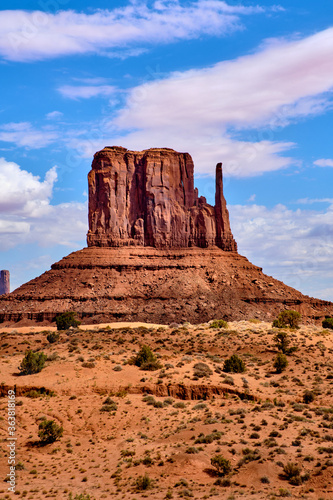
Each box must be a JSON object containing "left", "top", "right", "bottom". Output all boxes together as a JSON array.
[{"left": 0, "top": 270, "right": 10, "bottom": 295}]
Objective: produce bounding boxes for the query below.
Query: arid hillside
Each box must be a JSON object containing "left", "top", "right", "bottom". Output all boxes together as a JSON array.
[{"left": 1, "top": 319, "right": 333, "bottom": 499}]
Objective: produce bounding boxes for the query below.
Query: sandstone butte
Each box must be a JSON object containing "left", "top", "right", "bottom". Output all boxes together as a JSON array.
[{"left": 0, "top": 146, "right": 332, "bottom": 326}]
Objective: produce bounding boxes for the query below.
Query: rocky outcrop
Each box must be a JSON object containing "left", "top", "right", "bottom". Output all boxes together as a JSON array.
[
  {"left": 0, "top": 270, "right": 10, "bottom": 295},
  {"left": 87, "top": 147, "right": 237, "bottom": 251}
]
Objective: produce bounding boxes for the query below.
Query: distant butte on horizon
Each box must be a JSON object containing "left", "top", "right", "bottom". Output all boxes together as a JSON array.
[{"left": 0, "top": 146, "right": 332, "bottom": 326}]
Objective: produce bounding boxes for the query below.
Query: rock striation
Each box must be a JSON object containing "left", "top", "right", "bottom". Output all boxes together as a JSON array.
[
  {"left": 0, "top": 247, "right": 332, "bottom": 325},
  {"left": 87, "top": 147, "right": 237, "bottom": 251}
]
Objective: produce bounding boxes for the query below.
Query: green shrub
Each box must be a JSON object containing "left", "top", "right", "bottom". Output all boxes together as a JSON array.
[
  {"left": 46, "top": 332, "right": 60, "bottom": 343},
  {"left": 272, "top": 310, "right": 301, "bottom": 329},
  {"left": 273, "top": 352, "right": 288, "bottom": 373},
  {"left": 303, "top": 390, "right": 315, "bottom": 404},
  {"left": 223, "top": 354, "right": 246, "bottom": 373},
  {"left": 133, "top": 345, "right": 162, "bottom": 371},
  {"left": 210, "top": 455, "right": 232, "bottom": 476},
  {"left": 210, "top": 319, "right": 228, "bottom": 329},
  {"left": 101, "top": 397, "right": 117, "bottom": 412},
  {"left": 273, "top": 331, "right": 291, "bottom": 353},
  {"left": 19, "top": 350, "right": 47, "bottom": 375},
  {"left": 55, "top": 312, "right": 81, "bottom": 331},
  {"left": 38, "top": 419, "right": 63, "bottom": 444},
  {"left": 282, "top": 462, "right": 301, "bottom": 485},
  {"left": 322, "top": 317, "right": 333, "bottom": 330},
  {"left": 195, "top": 431, "right": 223, "bottom": 444},
  {"left": 135, "top": 473, "right": 152, "bottom": 490}
]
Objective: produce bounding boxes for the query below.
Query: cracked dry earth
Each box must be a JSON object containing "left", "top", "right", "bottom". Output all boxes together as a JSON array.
[{"left": 0, "top": 320, "right": 333, "bottom": 500}]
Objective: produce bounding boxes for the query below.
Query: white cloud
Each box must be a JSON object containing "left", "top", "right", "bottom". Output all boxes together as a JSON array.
[
  {"left": 229, "top": 202, "right": 333, "bottom": 301},
  {"left": 102, "top": 26, "right": 333, "bottom": 177},
  {"left": 46, "top": 111, "right": 63, "bottom": 120},
  {"left": 314, "top": 158, "right": 333, "bottom": 167},
  {"left": 0, "top": 122, "right": 58, "bottom": 149},
  {"left": 296, "top": 197, "right": 333, "bottom": 205},
  {"left": 0, "top": 158, "right": 87, "bottom": 250},
  {"left": 0, "top": 2, "right": 278, "bottom": 62},
  {"left": 58, "top": 84, "right": 117, "bottom": 100},
  {"left": 0, "top": 158, "right": 57, "bottom": 217}
]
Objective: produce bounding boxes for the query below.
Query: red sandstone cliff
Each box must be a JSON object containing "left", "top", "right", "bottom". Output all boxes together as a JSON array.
[{"left": 87, "top": 147, "right": 237, "bottom": 251}]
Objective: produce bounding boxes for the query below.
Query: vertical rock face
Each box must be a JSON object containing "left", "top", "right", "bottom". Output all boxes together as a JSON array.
[
  {"left": 0, "top": 270, "right": 10, "bottom": 295},
  {"left": 87, "top": 146, "right": 237, "bottom": 251}
]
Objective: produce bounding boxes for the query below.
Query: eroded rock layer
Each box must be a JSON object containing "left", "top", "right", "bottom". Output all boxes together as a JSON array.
[
  {"left": 87, "top": 147, "right": 237, "bottom": 251},
  {"left": 0, "top": 247, "right": 331, "bottom": 325}
]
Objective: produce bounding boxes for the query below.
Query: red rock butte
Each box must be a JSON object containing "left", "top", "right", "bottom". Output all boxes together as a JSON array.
[
  {"left": 0, "top": 147, "right": 332, "bottom": 325},
  {"left": 87, "top": 147, "right": 237, "bottom": 251}
]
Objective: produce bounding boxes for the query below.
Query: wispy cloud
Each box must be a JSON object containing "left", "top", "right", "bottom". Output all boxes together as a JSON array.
[
  {"left": 58, "top": 84, "right": 117, "bottom": 100},
  {"left": 314, "top": 158, "right": 333, "bottom": 167},
  {"left": 230, "top": 201, "right": 333, "bottom": 300},
  {"left": 46, "top": 111, "right": 63, "bottom": 120},
  {"left": 0, "top": 122, "right": 58, "bottom": 148},
  {"left": 296, "top": 197, "right": 333, "bottom": 205},
  {"left": 0, "top": 2, "right": 280, "bottom": 62},
  {"left": 81, "top": 27, "right": 329, "bottom": 176}
]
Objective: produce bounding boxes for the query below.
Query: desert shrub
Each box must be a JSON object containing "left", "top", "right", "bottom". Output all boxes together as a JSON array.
[
  {"left": 238, "top": 448, "right": 261, "bottom": 466},
  {"left": 135, "top": 473, "right": 152, "bottom": 491},
  {"left": 47, "top": 352, "right": 59, "bottom": 362},
  {"left": 210, "top": 319, "right": 228, "bottom": 329},
  {"left": 46, "top": 332, "right": 60, "bottom": 343},
  {"left": 282, "top": 462, "right": 301, "bottom": 485},
  {"left": 25, "top": 388, "right": 53, "bottom": 398},
  {"left": 38, "top": 419, "right": 63, "bottom": 444},
  {"left": 141, "top": 360, "right": 162, "bottom": 371},
  {"left": 322, "top": 317, "right": 333, "bottom": 330},
  {"left": 274, "top": 352, "right": 288, "bottom": 373},
  {"left": 273, "top": 331, "right": 290, "bottom": 353},
  {"left": 173, "top": 401, "right": 186, "bottom": 409},
  {"left": 195, "top": 431, "right": 223, "bottom": 444},
  {"left": 193, "top": 402, "right": 207, "bottom": 410},
  {"left": 273, "top": 310, "right": 301, "bottom": 329},
  {"left": 68, "top": 494, "right": 93, "bottom": 500},
  {"left": 210, "top": 455, "right": 232, "bottom": 476},
  {"left": 133, "top": 345, "right": 162, "bottom": 371},
  {"left": 303, "top": 390, "right": 315, "bottom": 404},
  {"left": 82, "top": 361, "right": 95, "bottom": 368},
  {"left": 101, "top": 397, "right": 117, "bottom": 412},
  {"left": 113, "top": 365, "right": 122, "bottom": 372},
  {"left": 55, "top": 312, "right": 81, "bottom": 331},
  {"left": 19, "top": 350, "right": 47, "bottom": 375},
  {"left": 261, "top": 476, "right": 270, "bottom": 484},
  {"left": 193, "top": 362, "right": 213, "bottom": 378},
  {"left": 273, "top": 331, "right": 298, "bottom": 355},
  {"left": 186, "top": 447, "right": 199, "bottom": 454},
  {"left": 223, "top": 354, "right": 246, "bottom": 373}
]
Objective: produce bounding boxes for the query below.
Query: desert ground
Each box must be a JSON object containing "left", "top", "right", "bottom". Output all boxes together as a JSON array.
[{"left": 1, "top": 319, "right": 333, "bottom": 500}]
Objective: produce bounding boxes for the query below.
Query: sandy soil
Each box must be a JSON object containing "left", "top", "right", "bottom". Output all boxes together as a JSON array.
[{"left": 0, "top": 320, "right": 333, "bottom": 499}]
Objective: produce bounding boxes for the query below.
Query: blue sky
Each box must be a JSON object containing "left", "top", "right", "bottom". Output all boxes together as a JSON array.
[{"left": 0, "top": 0, "right": 332, "bottom": 301}]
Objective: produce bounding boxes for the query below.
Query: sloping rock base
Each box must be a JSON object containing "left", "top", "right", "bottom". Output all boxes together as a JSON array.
[{"left": 0, "top": 246, "right": 331, "bottom": 325}]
